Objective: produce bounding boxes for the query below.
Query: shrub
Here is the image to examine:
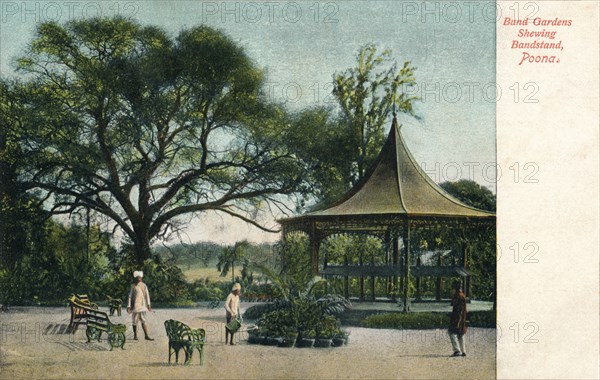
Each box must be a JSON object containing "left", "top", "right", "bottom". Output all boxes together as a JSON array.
[
  {"left": 362, "top": 312, "right": 450, "bottom": 329},
  {"left": 467, "top": 310, "right": 496, "bottom": 327},
  {"left": 244, "top": 301, "right": 290, "bottom": 320},
  {"left": 362, "top": 310, "right": 496, "bottom": 329},
  {"left": 189, "top": 280, "right": 225, "bottom": 302}
]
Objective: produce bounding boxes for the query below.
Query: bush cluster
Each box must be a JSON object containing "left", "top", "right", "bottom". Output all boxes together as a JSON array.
[{"left": 362, "top": 310, "right": 496, "bottom": 329}]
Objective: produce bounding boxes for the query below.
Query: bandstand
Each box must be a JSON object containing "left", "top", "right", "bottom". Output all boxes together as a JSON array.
[{"left": 278, "top": 115, "right": 495, "bottom": 312}]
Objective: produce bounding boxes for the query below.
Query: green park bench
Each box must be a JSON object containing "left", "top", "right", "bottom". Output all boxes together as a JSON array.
[
  {"left": 84, "top": 306, "right": 128, "bottom": 350},
  {"left": 164, "top": 319, "right": 206, "bottom": 365},
  {"left": 67, "top": 294, "right": 99, "bottom": 333},
  {"left": 106, "top": 295, "right": 122, "bottom": 316}
]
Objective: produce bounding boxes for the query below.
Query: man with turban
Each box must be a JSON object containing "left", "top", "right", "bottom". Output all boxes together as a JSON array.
[
  {"left": 127, "top": 271, "right": 154, "bottom": 341},
  {"left": 224, "top": 283, "right": 241, "bottom": 345}
]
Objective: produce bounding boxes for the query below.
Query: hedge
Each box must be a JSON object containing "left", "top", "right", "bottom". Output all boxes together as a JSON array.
[{"left": 361, "top": 310, "right": 496, "bottom": 329}]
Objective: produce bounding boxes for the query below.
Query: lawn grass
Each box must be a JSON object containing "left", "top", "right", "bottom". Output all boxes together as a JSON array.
[{"left": 182, "top": 265, "right": 228, "bottom": 282}]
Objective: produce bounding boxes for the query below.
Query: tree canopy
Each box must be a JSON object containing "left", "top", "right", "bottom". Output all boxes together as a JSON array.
[
  {"left": 287, "top": 45, "right": 419, "bottom": 209},
  {"left": 333, "top": 44, "right": 417, "bottom": 182},
  {"left": 440, "top": 179, "right": 496, "bottom": 212},
  {"left": 17, "top": 17, "right": 307, "bottom": 264}
]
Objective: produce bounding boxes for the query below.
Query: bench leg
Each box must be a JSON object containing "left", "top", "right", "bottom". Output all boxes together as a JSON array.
[
  {"left": 108, "top": 332, "right": 126, "bottom": 350},
  {"left": 184, "top": 347, "right": 192, "bottom": 365},
  {"left": 86, "top": 326, "right": 100, "bottom": 343}
]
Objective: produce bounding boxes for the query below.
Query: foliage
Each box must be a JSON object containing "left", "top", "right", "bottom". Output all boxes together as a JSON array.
[
  {"left": 362, "top": 310, "right": 496, "bottom": 329},
  {"left": 250, "top": 260, "right": 351, "bottom": 338},
  {"left": 284, "top": 45, "right": 419, "bottom": 209},
  {"left": 321, "top": 234, "right": 383, "bottom": 267},
  {"left": 285, "top": 107, "right": 351, "bottom": 207},
  {"left": 333, "top": 43, "right": 417, "bottom": 183},
  {"left": 467, "top": 310, "right": 496, "bottom": 327},
  {"left": 16, "top": 17, "right": 309, "bottom": 264},
  {"left": 440, "top": 179, "right": 496, "bottom": 212},
  {"left": 256, "top": 308, "right": 296, "bottom": 337},
  {"left": 362, "top": 312, "right": 450, "bottom": 329},
  {"left": 0, "top": 79, "right": 42, "bottom": 271},
  {"left": 189, "top": 279, "right": 225, "bottom": 302},
  {"left": 242, "top": 282, "right": 278, "bottom": 302},
  {"left": 156, "top": 242, "right": 224, "bottom": 268},
  {"left": 315, "top": 315, "right": 341, "bottom": 338},
  {"left": 0, "top": 218, "right": 114, "bottom": 305},
  {"left": 243, "top": 301, "right": 288, "bottom": 320},
  {"left": 140, "top": 258, "right": 191, "bottom": 303},
  {"left": 277, "top": 233, "right": 312, "bottom": 293},
  {"left": 217, "top": 241, "right": 250, "bottom": 280}
]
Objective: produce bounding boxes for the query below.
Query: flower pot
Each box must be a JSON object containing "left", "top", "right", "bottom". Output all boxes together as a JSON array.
[
  {"left": 247, "top": 334, "right": 261, "bottom": 344},
  {"left": 264, "top": 336, "right": 280, "bottom": 346},
  {"left": 331, "top": 337, "right": 345, "bottom": 347},
  {"left": 314, "top": 338, "right": 332, "bottom": 348},
  {"left": 296, "top": 337, "right": 315, "bottom": 348},
  {"left": 277, "top": 336, "right": 296, "bottom": 347}
]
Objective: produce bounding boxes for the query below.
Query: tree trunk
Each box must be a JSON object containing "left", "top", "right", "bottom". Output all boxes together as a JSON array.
[
  {"left": 232, "top": 258, "right": 235, "bottom": 282},
  {"left": 133, "top": 227, "right": 152, "bottom": 266}
]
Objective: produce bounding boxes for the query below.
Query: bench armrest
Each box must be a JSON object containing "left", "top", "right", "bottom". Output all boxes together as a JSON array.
[{"left": 189, "top": 328, "right": 206, "bottom": 342}]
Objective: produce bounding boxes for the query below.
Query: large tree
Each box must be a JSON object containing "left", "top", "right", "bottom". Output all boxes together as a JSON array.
[
  {"left": 0, "top": 80, "right": 38, "bottom": 270},
  {"left": 285, "top": 106, "right": 351, "bottom": 208},
  {"left": 440, "top": 179, "right": 496, "bottom": 212},
  {"left": 286, "top": 46, "right": 418, "bottom": 209},
  {"left": 17, "top": 17, "right": 306, "bottom": 264},
  {"left": 333, "top": 44, "right": 417, "bottom": 183}
]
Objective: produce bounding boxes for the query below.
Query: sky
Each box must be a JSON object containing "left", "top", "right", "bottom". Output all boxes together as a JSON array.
[{"left": 0, "top": 1, "right": 496, "bottom": 244}]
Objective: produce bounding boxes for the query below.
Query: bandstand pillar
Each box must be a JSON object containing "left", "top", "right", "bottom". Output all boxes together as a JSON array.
[
  {"left": 403, "top": 221, "right": 411, "bottom": 313},
  {"left": 309, "top": 222, "right": 320, "bottom": 275}
]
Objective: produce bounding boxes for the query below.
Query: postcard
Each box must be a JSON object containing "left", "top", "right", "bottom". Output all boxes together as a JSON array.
[{"left": 0, "top": 1, "right": 597, "bottom": 379}]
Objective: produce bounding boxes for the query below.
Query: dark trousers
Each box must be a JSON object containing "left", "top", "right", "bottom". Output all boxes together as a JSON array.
[{"left": 225, "top": 313, "right": 235, "bottom": 343}]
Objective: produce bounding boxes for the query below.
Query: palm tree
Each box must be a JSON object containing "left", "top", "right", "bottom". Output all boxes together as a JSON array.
[{"left": 217, "top": 241, "right": 250, "bottom": 281}]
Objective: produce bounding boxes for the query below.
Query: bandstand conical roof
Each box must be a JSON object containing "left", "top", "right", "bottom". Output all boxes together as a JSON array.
[{"left": 280, "top": 117, "right": 495, "bottom": 223}]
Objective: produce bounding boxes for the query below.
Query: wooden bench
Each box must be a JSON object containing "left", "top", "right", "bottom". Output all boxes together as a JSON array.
[
  {"left": 67, "top": 294, "right": 98, "bottom": 333},
  {"left": 164, "top": 319, "right": 206, "bottom": 365},
  {"left": 106, "top": 296, "right": 122, "bottom": 316},
  {"left": 84, "top": 306, "right": 127, "bottom": 350}
]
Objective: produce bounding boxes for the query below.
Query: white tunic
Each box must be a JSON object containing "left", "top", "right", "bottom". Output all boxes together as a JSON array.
[{"left": 128, "top": 282, "right": 151, "bottom": 313}]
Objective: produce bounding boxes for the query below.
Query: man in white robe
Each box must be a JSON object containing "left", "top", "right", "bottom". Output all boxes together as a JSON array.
[{"left": 127, "top": 271, "right": 154, "bottom": 341}]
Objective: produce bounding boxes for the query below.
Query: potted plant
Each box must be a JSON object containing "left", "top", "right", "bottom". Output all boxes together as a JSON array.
[
  {"left": 332, "top": 329, "right": 349, "bottom": 347},
  {"left": 314, "top": 334, "right": 332, "bottom": 348},
  {"left": 314, "top": 316, "right": 337, "bottom": 348},
  {"left": 265, "top": 335, "right": 281, "bottom": 346},
  {"left": 257, "top": 308, "right": 294, "bottom": 346},
  {"left": 296, "top": 329, "right": 316, "bottom": 348},
  {"left": 278, "top": 326, "right": 298, "bottom": 347},
  {"left": 247, "top": 326, "right": 261, "bottom": 344}
]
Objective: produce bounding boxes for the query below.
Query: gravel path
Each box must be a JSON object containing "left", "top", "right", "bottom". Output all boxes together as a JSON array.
[{"left": 0, "top": 306, "right": 495, "bottom": 379}]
